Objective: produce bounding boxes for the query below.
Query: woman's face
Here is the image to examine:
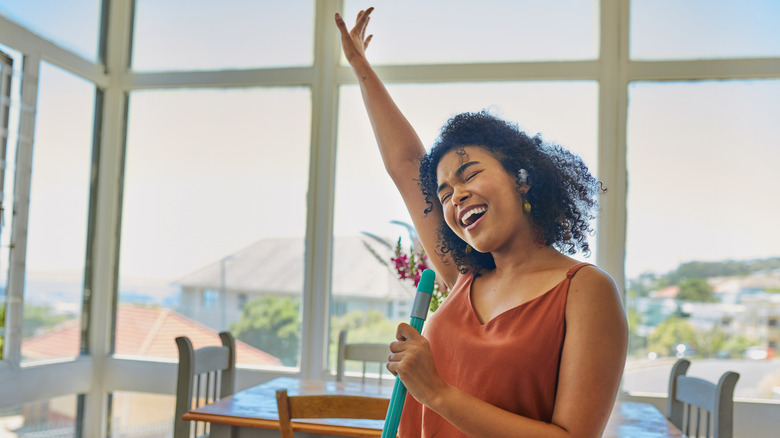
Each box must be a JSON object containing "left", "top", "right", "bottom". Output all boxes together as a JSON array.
[{"left": 435, "top": 145, "right": 528, "bottom": 254}]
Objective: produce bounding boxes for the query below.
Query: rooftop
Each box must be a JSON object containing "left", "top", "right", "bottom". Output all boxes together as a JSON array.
[{"left": 22, "top": 305, "right": 281, "bottom": 366}]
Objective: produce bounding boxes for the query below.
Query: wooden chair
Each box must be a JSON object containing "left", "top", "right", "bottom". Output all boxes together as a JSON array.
[
  {"left": 275, "top": 389, "right": 389, "bottom": 438},
  {"left": 666, "top": 358, "right": 740, "bottom": 438},
  {"left": 336, "top": 329, "right": 391, "bottom": 384},
  {"left": 173, "top": 332, "right": 236, "bottom": 438}
]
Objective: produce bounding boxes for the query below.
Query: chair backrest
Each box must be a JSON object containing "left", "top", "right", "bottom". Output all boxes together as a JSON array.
[
  {"left": 173, "top": 332, "right": 236, "bottom": 438},
  {"left": 336, "top": 329, "right": 391, "bottom": 384},
  {"left": 275, "top": 389, "right": 389, "bottom": 438},
  {"left": 666, "top": 359, "right": 740, "bottom": 438}
]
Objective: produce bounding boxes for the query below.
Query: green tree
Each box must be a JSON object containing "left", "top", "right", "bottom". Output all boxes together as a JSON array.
[
  {"left": 647, "top": 316, "right": 697, "bottom": 356},
  {"left": 719, "top": 334, "right": 759, "bottom": 358},
  {"left": 677, "top": 277, "right": 717, "bottom": 302},
  {"left": 695, "top": 325, "right": 729, "bottom": 357},
  {"left": 230, "top": 295, "right": 300, "bottom": 366},
  {"left": 330, "top": 310, "right": 399, "bottom": 345}
]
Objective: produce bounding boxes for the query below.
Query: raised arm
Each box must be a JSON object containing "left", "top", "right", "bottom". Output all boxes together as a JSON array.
[{"left": 335, "top": 8, "right": 458, "bottom": 287}]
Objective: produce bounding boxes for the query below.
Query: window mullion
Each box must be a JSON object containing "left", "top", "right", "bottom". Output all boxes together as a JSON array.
[
  {"left": 4, "top": 54, "right": 40, "bottom": 369},
  {"left": 300, "top": 0, "right": 343, "bottom": 380},
  {"left": 596, "top": 0, "right": 629, "bottom": 298}
]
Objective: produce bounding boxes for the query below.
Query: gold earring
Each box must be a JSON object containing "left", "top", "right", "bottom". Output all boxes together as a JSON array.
[
  {"left": 465, "top": 244, "right": 472, "bottom": 254},
  {"left": 523, "top": 199, "right": 532, "bottom": 213}
]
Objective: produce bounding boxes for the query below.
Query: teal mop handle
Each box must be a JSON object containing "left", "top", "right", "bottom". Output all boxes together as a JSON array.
[{"left": 381, "top": 269, "right": 435, "bottom": 438}]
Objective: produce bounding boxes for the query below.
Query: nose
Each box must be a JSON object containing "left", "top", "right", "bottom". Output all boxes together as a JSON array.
[{"left": 451, "top": 185, "right": 470, "bottom": 206}]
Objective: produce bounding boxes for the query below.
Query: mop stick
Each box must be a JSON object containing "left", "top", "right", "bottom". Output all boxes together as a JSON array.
[{"left": 381, "top": 268, "right": 435, "bottom": 438}]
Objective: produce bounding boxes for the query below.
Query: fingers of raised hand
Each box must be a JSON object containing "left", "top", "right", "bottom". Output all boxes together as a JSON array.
[
  {"left": 356, "top": 7, "right": 374, "bottom": 28},
  {"left": 334, "top": 12, "right": 350, "bottom": 36},
  {"left": 353, "top": 8, "right": 373, "bottom": 37}
]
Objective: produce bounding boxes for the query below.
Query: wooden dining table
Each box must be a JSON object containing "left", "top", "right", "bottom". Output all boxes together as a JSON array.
[{"left": 183, "top": 376, "right": 685, "bottom": 437}]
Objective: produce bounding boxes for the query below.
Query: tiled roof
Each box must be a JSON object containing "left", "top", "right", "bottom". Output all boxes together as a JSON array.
[{"left": 22, "top": 305, "right": 281, "bottom": 366}]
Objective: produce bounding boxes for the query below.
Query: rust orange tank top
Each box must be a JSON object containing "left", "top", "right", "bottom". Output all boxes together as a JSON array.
[{"left": 397, "top": 263, "right": 592, "bottom": 437}]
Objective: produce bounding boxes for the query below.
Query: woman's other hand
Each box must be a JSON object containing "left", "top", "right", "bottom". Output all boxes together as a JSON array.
[
  {"left": 335, "top": 7, "right": 374, "bottom": 67},
  {"left": 387, "top": 323, "right": 449, "bottom": 407}
]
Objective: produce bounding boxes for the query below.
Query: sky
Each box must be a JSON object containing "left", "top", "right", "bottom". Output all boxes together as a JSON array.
[{"left": 0, "top": 0, "right": 779, "bottom": 284}]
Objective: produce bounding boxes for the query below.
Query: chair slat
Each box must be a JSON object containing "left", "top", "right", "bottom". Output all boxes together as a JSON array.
[
  {"left": 677, "top": 376, "right": 719, "bottom": 411},
  {"left": 287, "top": 394, "right": 389, "bottom": 420},
  {"left": 344, "top": 343, "right": 391, "bottom": 362},
  {"left": 685, "top": 404, "right": 691, "bottom": 436},
  {"left": 192, "top": 346, "right": 231, "bottom": 374},
  {"left": 276, "top": 389, "right": 390, "bottom": 437}
]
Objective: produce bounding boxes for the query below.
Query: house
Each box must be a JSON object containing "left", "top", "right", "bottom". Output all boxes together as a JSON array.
[{"left": 174, "top": 235, "right": 416, "bottom": 331}]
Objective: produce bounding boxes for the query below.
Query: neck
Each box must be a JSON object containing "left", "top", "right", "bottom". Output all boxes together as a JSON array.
[{"left": 491, "top": 242, "right": 560, "bottom": 277}]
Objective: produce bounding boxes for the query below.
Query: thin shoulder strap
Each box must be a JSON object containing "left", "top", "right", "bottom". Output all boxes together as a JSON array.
[{"left": 566, "top": 262, "right": 593, "bottom": 278}]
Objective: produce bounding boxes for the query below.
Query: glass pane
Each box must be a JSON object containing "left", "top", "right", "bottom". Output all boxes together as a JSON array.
[
  {"left": 625, "top": 80, "right": 780, "bottom": 400},
  {"left": 22, "top": 62, "right": 94, "bottom": 363},
  {"left": 330, "top": 81, "right": 598, "bottom": 372},
  {"left": 0, "top": 394, "right": 79, "bottom": 436},
  {"left": 119, "top": 87, "right": 310, "bottom": 368},
  {"left": 0, "top": 0, "right": 102, "bottom": 61},
  {"left": 631, "top": 0, "right": 780, "bottom": 60},
  {"left": 344, "top": 0, "right": 598, "bottom": 64},
  {"left": 110, "top": 391, "right": 175, "bottom": 437},
  {"left": 132, "top": 0, "right": 314, "bottom": 71}
]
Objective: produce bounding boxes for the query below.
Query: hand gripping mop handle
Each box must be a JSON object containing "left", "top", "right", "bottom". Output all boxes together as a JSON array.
[{"left": 381, "top": 269, "right": 435, "bottom": 438}]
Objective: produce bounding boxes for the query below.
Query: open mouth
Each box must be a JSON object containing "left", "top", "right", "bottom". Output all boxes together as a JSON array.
[{"left": 460, "top": 206, "right": 487, "bottom": 227}]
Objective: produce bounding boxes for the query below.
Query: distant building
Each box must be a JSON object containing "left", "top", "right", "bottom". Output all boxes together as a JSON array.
[{"left": 174, "top": 235, "right": 416, "bottom": 330}]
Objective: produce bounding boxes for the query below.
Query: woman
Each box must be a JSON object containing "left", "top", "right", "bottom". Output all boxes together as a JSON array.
[{"left": 335, "top": 8, "right": 627, "bottom": 438}]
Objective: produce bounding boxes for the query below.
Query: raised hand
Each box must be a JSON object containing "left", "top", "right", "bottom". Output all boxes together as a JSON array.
[{"left": 334, "top": 7, "right": 374, "bottom": 67}]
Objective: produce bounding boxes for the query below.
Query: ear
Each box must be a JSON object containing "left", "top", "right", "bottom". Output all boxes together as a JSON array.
[
  {"left": 518, "top": 182, "right": 531, "bottom": 195},
  {"left": 516, "top": 168, "right": 531, "bottom": 193}
]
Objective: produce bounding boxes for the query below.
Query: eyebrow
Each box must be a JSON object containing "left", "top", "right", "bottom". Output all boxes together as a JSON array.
[{"left": 437, "top": 161, "right": 480, "bottom": 194}]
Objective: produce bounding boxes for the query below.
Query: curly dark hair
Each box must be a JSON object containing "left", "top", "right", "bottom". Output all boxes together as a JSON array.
[{"left": 418, "top": 110, "right": 602, "bottom": 274}]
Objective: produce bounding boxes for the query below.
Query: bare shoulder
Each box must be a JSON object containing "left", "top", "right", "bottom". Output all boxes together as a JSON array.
[
  {"left": 569, "top": 265, "right": 620, "bottom": 299},
  {"left": 566, "top": 265, "right": 625, "bottom": 321}
]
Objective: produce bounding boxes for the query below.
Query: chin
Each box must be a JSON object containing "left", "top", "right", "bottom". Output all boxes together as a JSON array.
[{"left": 469, "top": 243, "right": 492, "bottom": 254}]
